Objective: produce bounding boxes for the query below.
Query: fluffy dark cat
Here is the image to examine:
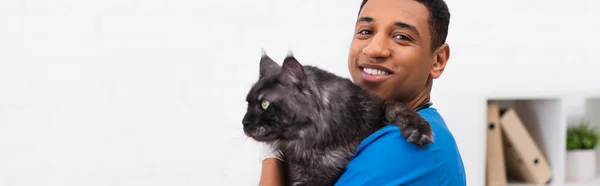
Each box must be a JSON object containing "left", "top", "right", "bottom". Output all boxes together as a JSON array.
[{"left": 242, "top": 51, "right": 433, "bottom": 186}]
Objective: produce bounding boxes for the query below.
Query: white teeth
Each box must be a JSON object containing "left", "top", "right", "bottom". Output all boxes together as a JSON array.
[{"left": 363, "top": 68, "right": 389, "bottom": 75}]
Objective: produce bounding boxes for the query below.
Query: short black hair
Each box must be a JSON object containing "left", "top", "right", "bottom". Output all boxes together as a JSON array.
[{"left": 359, "top": 0, "right": 451, "bottom": 52}]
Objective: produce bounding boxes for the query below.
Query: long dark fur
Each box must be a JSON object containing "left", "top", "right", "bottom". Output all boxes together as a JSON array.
[{"left": 242, "top": 51, "right": 433, "bottom": 186}]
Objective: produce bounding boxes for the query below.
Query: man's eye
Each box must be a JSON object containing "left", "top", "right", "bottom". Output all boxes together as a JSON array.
[
  {"left": 393, "top": 34, "right": 410, "bottom": 41},
  {"left": 358, "top": 30, "right": 372, "bottom": 35}
]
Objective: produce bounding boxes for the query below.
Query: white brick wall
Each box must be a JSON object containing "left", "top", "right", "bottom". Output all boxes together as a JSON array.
[{"left": 1, "top": 0, "right": 598, "bottom": 185}]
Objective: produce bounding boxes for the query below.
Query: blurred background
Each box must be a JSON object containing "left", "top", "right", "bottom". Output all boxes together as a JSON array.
[{"left": 1, "top": 0, "right": 599, "bottom": 185}]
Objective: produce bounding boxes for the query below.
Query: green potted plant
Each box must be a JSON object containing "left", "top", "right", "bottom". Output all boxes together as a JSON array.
[{"left": 566, "top": 120, "right": 600, "bottom": 182}]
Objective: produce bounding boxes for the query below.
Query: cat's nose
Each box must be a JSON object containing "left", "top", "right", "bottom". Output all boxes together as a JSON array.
[
  {"left": 242, "top": 120, "right": 251, "bottom": 126},
  {"left": 242, "top": 114, "right": 251, "bottom": 126}
]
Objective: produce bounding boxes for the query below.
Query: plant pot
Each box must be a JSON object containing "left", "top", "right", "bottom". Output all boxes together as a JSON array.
[{"left": 566, "top": 149, "right": 597, "bottom": 182}]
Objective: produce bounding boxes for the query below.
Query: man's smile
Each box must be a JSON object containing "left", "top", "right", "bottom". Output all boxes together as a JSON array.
[{"left": 358, "top": 64, "right": 394, "bottom": 83}]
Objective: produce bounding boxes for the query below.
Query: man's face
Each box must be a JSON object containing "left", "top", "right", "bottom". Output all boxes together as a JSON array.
[{"left": 348, "top": 0, "right": 435, "bottom": 101}]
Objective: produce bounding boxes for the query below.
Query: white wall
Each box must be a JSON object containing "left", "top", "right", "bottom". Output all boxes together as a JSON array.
[{"left": 1, "top": 0, "right": 599, "bottom": 185}]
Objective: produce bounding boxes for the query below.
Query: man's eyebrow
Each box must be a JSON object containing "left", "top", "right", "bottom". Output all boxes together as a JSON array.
[
  {"left": 357, "top": 17, "right": 420, "bottom": 37},
  {"left": 394, "top": 21, "right": 421, "bottom": 37},
  {"left": 357, "top": 16, "right": 374, "bottom": 23}
]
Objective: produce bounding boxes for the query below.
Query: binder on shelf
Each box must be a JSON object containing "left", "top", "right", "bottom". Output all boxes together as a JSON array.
[
  {"left": 500, "top": 108, "right": 552, "bottom": 184},
  {"left": 486, "top": 101, "right": 507, "bottom": 186}
]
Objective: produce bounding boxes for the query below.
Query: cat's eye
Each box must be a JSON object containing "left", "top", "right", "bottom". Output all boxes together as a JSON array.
[{"left": 261, "top": 100, "right": 270, "bottom": 110}]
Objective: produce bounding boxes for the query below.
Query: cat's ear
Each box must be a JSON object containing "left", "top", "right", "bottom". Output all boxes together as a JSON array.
[
  {"left": 259, "top": 49, "right": 281, "bottom": 78},
  {"left": 281, "top": 53, "right": 307, "bottom": 82}
]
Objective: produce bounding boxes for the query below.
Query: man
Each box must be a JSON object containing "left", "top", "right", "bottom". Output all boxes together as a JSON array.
[{"left": 258, "top": 0, "right": 466, "bottom": 185}]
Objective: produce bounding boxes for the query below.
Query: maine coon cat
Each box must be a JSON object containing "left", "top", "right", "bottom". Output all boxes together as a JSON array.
[{"left": 242, "top": 51, "right": 433, "bottom": 186}]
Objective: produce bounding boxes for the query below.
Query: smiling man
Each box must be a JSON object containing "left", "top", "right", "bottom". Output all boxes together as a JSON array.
[
  {"left": 349, "top": 0, "right": 446, "bottom": 109},
  {"left": 258, "top": 0, "right": 466, "bottom": 185}
]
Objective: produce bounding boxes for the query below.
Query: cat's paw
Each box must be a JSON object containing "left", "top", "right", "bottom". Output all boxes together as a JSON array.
[
  {"left": 382, "top": 101, "right": 434, "bottom": 147},
  {"left": 402, "top": 118, "right": 434, "bottom": 147}
]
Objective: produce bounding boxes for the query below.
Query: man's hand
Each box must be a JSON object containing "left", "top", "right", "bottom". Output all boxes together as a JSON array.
[{"left": 259, "top": 158, "right": 285, "bottom": 186}]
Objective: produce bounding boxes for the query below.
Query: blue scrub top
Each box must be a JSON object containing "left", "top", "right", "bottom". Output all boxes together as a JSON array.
[{"left": 334, "top": 107, "right": 467, "bottom": 186}]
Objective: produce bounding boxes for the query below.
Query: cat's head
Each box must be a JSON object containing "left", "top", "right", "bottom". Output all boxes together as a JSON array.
[{"left": 242, "top": 51, "right": 317, "bottom": 142}]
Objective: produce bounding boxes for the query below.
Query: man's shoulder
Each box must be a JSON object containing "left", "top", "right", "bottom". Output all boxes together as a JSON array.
[
  {"left": 338, "top": 121, "right": 442, "bottom": 185},
  {"left": 351, "top": 107, "right": 454, "bottom": 164},
  {"left": 355, "top": 107, "right": 456, "bottom": 155},
  {"left": 342, "top": 107, "right": 466, "bottom": 185}
]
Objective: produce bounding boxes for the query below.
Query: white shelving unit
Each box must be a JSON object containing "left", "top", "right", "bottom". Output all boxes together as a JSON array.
[
  {"left": 565, "top": 173, "right": 600, "bottom": 186},
  {"left": 482, "top": 95, "right": 600, "bottom": 186},
  {"left": 565, "top": 97, "right": 600, "bottom": 186},
  {"left": 488, "top": 98, "right": 566, "bottom": 186}
]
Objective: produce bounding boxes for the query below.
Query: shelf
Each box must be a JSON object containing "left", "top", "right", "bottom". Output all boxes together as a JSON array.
[
  {"left": 485, "top": 98, "right": 566, "bottom": 186},
  {"left": 584, "top": 98, "right": 600, "bottom": 174},
  {"left": 507, "top": 182, "right": 549, "bottom": 186},
  {"left": 498, "top": 98, "right": 564, "bottom": 185},
  {"left": 485, "top": 96, "right": 600, "bottom": 186},
  {"left": 565, "top": 174, "right": 600, "bottom": 186},
  {"left": 505, "top": 177, "right": 600, "bottom": 186},
  {"left": 562, "top": 98, "right": 600, "bottom": 186}
]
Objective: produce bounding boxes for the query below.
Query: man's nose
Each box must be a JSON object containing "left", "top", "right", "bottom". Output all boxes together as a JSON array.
[{"left": 362, "top": 34, "right": 391, "bottom": 59}]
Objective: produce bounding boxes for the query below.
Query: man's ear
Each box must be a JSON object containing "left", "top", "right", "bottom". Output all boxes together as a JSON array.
[{"left": 430, "top": 43, "right": 450, "bottom": 79}]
